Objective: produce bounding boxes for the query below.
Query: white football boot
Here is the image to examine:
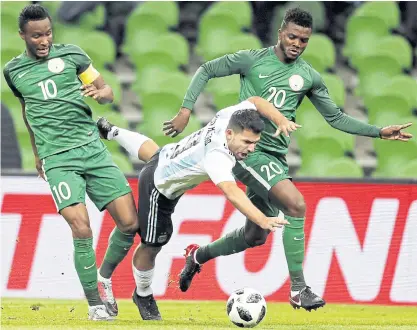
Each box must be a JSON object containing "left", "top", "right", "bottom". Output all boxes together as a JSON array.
[
  {"left": 97, "top": 270, "right": 118, "bottom": 316},
  {"left": 88, "top": 304, "right": 114, "bottom": 321}
]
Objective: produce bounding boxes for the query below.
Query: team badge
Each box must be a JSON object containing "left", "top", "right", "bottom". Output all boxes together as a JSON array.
[
  {"left": 157, "top": 234, "right": 168, "bottom": 244},
  {"left": 48, "top": 58, "right": 65, "bottom": 74},
  {"left": 289, "top": 74, "right": 304, "bottom": 91}
]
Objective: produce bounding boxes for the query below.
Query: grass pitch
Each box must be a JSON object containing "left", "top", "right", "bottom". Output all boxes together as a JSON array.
[{"left": 1, "top": 298, "right": 416, "bottom": 329}]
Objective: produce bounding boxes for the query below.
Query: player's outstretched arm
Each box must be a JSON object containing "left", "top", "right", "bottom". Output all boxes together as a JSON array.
[
  {"left": 164, "top": 51, "right": 256, "bottom": 137},
  {"left": 311, "top": 85, "right": 413, "bottom": 140},
  {"left": 217, "top": 181, "right": 289, "bottom": 231},
  {"left": 247, "top": 96, "right": 301, "bottom": 137},
  {"left": 20, "top": 98, "right": 45, "bottom": 180},
  {"left": 204, "top": 149, "right": 289, "bottom": 230},
  {"left": 307, "top": 69, "right": 382, "bottom": 137}
]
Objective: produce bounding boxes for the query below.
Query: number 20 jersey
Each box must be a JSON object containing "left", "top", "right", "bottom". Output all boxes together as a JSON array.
[
  {"left": 182, "top": 46, "right": 358, "bottom": 159},
  {"left": 3, "top": 44, "right": 99, "bottom": 159},
  {"left": 154, "top": 101, "right": 257, "bottom": 200}
]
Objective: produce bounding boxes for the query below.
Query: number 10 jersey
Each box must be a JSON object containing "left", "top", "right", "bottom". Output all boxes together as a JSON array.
[
  {"left": 3, "top": 44, "right": 99, "bottom": 159},
  {"left": 182, "top": 46, "right": 380, "bottom": 159}
]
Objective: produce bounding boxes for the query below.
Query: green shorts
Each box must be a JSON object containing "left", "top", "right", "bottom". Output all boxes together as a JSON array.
[
  {"left": 42, "top": 139, "right": 131, "bottom": 212},
  {"left": 232, "top": 150, "right": 291, "bottom": 217}
]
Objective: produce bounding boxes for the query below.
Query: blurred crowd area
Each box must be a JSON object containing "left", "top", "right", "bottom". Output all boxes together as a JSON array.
[{"left": 1, "top": 1, "right": 417, "bottom": 178}]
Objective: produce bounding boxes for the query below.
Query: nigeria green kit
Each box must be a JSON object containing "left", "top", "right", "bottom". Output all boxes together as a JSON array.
[
  {"left": 3, "top": 44, "right": 130, "bottom": 211},
  {"left": 182, "top": 47, "right": 381, "bottom": 217},
  {"left": 179, "top": 46, "right": 383, "bottom": 297}
]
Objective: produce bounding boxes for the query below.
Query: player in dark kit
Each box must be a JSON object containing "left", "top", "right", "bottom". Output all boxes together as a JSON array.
[
  {"left": 164, "top": 7, "right": 413, "bottom": 311},
  {"left": 2, "top": 4, "right": 157, "bottom": 320}
]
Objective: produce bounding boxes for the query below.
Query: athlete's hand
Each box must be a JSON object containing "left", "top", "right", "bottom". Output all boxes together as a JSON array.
[
  {"left": 380, "top": 123, "right": 413, "bottom": 141},
  {"left": 260, "top": 216, "right": 290, "bottom": 232},
  {"left": 274, "top": 117, "right": 302, "bottom": 137},
  {"left": 35, "top": 156, "right": 46, "bottom": 181},
  {"left": 80, "top": 84, "right": 103, "bottom": 101},
  {"left": 163, "top": 107, "right": 191, "bottom": 137}
]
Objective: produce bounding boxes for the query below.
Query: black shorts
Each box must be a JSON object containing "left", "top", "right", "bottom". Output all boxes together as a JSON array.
[{"left": 137, "top": 152, "right": 181, "bottom": 247}]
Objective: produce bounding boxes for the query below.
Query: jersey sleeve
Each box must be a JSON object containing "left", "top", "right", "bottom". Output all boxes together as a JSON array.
[
  {"left": 3, "top": 67, "right": 22, "bottom": 98},
  {"left": 66, "top": 44, "right": 100, "bottom": 83},
  {"left": 216, "top": 100, "right": 257, "bottom": 120},
  {"left": 203, "top": 149, "right": 236, "bottom": 185},
  {"left": 182, "top": 50, "right": 258, "bottom": 110},
  {"left": 307, "top": 69, "right": 381, "bottom": 138}
]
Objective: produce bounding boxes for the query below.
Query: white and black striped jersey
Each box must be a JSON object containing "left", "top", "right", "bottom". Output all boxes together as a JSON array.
[{"left": 154, "top": 100, "right": 257, "bottom": 199}]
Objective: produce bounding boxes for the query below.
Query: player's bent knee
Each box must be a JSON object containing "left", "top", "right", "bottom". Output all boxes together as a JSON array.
[
  {"left": 118, "top": 220, "right": 139, "bottom": 235},
  {"left": 244, "top": 232, "right": 269, "bottom": 247},
  {"left": 69, "top": 221, "right": 92, "bottom": 239},
  {"left": 286, "top": 197, "right": 306, "bottom": 218},
  {"left": 249, "top": 236, "right": 268, "bottom": 247},
  {"left": 61, "top": 204, "right": 92, "bottom": 238}
]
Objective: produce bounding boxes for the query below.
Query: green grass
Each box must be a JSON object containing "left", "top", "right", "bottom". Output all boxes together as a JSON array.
[{"left": 1, "top": 299, "right": 416, "bottom": 329}]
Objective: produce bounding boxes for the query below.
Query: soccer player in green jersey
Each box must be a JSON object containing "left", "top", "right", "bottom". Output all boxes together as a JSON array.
[
  {"left": 3, "top": 4, "right": 158, "bottom": 320},
  {"left": 164, "top": 8, "right": 413, "bottom": 311}
]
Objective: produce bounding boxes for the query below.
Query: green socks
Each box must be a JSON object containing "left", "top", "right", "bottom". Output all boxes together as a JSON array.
[
  {"left": 74, "top": 229, "right": 135, "bottom": 306},
  {"left": 99, "top": 227, "right": 135, "bottom": 279},
  {"left": 73, "top": 238, "right": 102, "bottom": 306},
  {"left": 195, "top": 215, "right": 307, "bottom": 292},
  {"left": 282, "top": 216, "right": 306, "bottom": 291},
  {"left": 196, "top": 227, "right": 251, "bottom": 264}
]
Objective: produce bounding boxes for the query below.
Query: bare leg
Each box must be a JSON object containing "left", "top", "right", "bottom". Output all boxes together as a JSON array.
[{"left": 137, "top": 139, "right": 159, "bottom": 163}]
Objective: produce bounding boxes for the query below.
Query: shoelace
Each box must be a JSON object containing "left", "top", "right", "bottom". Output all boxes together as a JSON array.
[
  {"left": 134, "top": 294, "right": 161, "bottom": 319},
  {"left": 144, "top": 296, "right": 159, "bottom": 315},
  {"left": 302, "top": 286, "right": 317, "bottom": 300}
]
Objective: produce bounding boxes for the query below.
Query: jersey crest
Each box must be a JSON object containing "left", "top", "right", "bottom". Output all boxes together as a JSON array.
[
  {"left": 289, "top": 74, "right": 304, "bottom": 91},
  {"left": 48, "top": 58, "right": 65, "bottom": 74}
]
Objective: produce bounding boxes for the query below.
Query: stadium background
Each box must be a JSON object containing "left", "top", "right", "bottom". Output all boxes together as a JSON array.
[{"left": 1, "top": 0, "right": 416, "bottom": 310}]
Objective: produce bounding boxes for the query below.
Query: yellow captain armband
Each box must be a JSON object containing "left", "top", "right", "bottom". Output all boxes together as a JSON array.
[{"left": 78, "top": 64, "right": 100, "bottom": 84}]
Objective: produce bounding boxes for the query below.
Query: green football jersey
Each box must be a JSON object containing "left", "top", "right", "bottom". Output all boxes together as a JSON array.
[
  {"left": 3, "top": 44, "right": 100, "bottom": 159},
  {"left": 182, "top": 46, "right": 381, "bottom": 158}
]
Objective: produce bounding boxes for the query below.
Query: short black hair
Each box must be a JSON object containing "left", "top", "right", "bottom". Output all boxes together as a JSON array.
[
  {"left": 282, "top": 7, "right": 313, "bottom": 30},
  {"left": 19, "top": 4, "right": 51, "bottom": 32},
  {"left": 228, "top": 110, "right": 265, "bottom": 135}
]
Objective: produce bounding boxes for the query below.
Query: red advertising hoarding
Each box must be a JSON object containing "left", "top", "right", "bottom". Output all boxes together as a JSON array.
[{"left": 1, "top": 176, "right": 416, "bottom": 305}]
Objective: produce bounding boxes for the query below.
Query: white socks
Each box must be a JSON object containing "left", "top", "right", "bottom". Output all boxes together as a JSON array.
[
  {"left": 97, "top": 269, "right": 110, "bottom": 282},
  {"left": 108, "top": 127, "right": 150, "bottom": 159},
  {"left": 133, "top": 266, "right": 154, "bottom": 297},
  {"left": 193, "top": 248, "right": 200, "bottom": 265}
]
